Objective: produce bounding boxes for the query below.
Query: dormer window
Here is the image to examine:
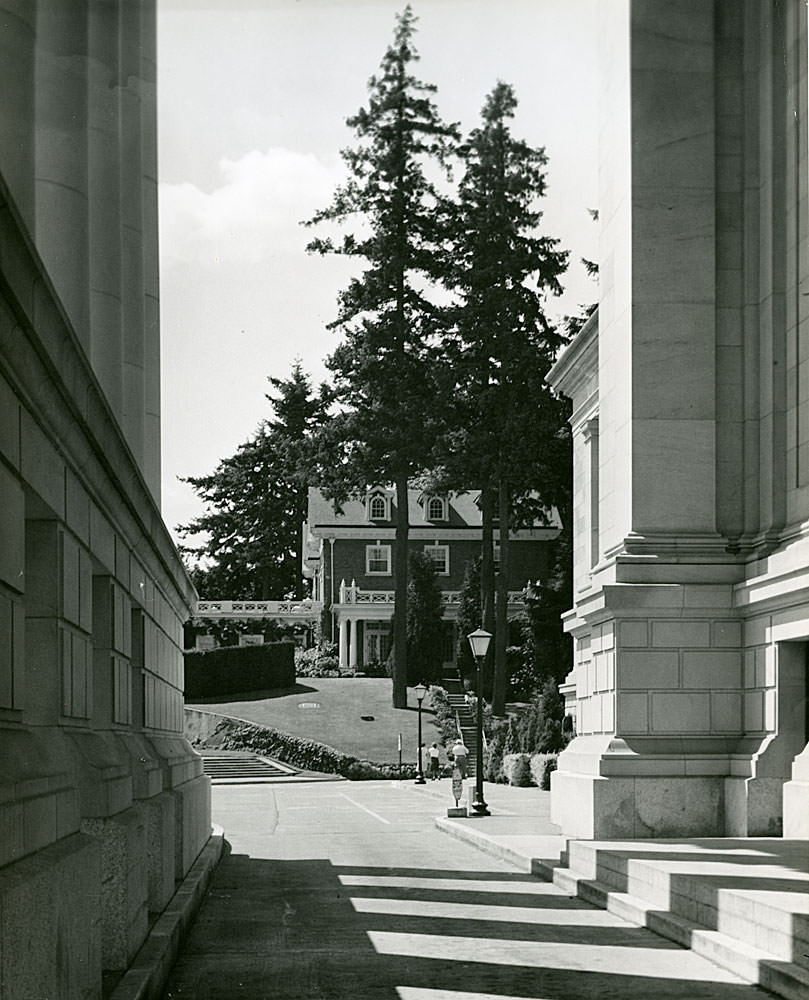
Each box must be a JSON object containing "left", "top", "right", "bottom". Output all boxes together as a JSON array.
[
  {"left": 366, "top": 489, "right": 391, "bottom": 521},
  {"left": 425, "top": 495, "right": 448, "bottom": 521}
]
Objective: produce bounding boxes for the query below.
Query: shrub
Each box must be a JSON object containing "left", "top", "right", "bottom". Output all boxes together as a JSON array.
[
  {"left": 184, "top": 642, "right": 295, "bottom": 699},
  {"left": 503, "top": 752, "right": 533, "bottom": 786},
  {"left": 361, "top": 660, "right": 390, "bottom": 678},
  {"left": 529, "top": 752, "right": 558, "bottom": 790},
  {"left": 295, "top": 642, "right": 340, "bottom": 677},
  {"left": 483, "top": 725, "right": 507, "bottom": 783}
]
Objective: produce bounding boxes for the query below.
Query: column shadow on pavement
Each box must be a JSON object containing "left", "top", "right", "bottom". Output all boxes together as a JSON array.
[{"left": 163, "top": 846, "right": 767, "bottom": 999}]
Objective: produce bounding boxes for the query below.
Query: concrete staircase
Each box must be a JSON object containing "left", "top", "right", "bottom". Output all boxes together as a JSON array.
[
  {"left": 442, "top": 676, "right": 479, "bottom": 776},
  {"left": 200, "top": 751, "right": 297, "bottom": 783},
  {"left": 533, "top": 838, "right": 809, "bottom": 1000}
]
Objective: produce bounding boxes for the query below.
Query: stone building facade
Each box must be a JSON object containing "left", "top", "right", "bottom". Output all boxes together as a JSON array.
[
  {"left": 548, "top": 0, "right": 809, "bottom": 840},
  {"left": 0, "top": 3, "right": 210, "bottom": 996}
]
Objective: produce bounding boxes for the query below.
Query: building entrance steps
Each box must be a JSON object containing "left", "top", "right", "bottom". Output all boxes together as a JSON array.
[
  {"left": 436, "top": 785, "right": 809, "bottom": 1000},
  {"left": 441, "top": 675, "right": 478, "bottom": 776}
]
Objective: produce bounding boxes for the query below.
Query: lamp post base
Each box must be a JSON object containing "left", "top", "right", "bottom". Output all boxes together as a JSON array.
[
  {"left": 470, "top": 795, "right": 489, "bottom": 816},
  {"left": 415, "top": 775, "right": 426, "bottom": 785}
]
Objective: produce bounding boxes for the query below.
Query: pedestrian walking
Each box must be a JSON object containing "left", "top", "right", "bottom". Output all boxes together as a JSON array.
[
  {"left": 428, "top": 742, "right": 440, "bottom": 780},
  {"left": 450, "top": 738, "right": 468, "bottom": 778}
]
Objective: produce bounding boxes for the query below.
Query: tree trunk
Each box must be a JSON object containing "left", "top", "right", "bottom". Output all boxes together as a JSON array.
[
  {"left": 493, "top": 475, "right": 509, "bottom": 716},
  {"left": 479, "top": 486, "right": 496, "bottom": 698},
  {"left": 392, "top": 474, "right": 409, "bottom": 708}
]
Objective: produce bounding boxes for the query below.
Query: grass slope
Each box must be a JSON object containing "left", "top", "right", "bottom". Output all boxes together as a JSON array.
[{"left": 186, "top": 677, "right": 441, "bottom": 764}]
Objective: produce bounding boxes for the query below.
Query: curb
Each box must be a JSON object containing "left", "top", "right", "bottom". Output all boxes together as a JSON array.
[
  {"left": 109, "top": 825, "right": 225, "bottom": 1000},
  {"left": 435, "top": 817, "right": 535, "bottom": 872}
]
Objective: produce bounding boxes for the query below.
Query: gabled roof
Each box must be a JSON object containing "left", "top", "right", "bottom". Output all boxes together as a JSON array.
[{"left": 306, "top": 487, "right": 560, "bottom": 531}]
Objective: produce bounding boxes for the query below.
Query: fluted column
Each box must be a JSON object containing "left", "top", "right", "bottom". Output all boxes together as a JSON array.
[
  {"left": 140, "top": 0, "right": 161, "bottom": 503},
  {"left": 88, "top": 0, "right": 124, "bottom": 418},
  {"left": 119, "top": 0, "right": 145, "bottom": 473},
  {"left": 0, "top": 1, "right": 36, "bottom": 229},
  {"left": 34, "top": 0, "right": 91, "bottom": 350}
]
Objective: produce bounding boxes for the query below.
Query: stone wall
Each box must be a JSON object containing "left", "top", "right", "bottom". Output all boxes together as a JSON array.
[{"left": 0, "top": 2, "right": 211, "bottom": 996}]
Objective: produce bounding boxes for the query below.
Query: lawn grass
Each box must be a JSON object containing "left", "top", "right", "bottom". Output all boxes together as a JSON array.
[{"left": 186, "top": 677, "right": 443, "bottom": 764}]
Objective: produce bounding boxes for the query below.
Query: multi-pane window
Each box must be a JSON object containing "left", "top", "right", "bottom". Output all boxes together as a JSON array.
[
  {"left": 424, "top": 544, "right": 449, "bottom": 575},
  {"left": 426, "top": 496, "right": 447, "bottom": 521},
  {"left": 366, "top": 544, "right": 391, "bottom": 575},
  {"left": 368, "top": 494, "right": 388, "bottom": 519}
]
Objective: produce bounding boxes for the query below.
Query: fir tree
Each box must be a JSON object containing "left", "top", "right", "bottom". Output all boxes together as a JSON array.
[
  {"left": 405, "top": 551, "right": 444, "bottom": 685},
  {"left": 177, "top": 361, "right": 329, "bottom": 600},
  {"left": 443, "top": 81, "right": 569, "bottom": 715},
  {"left": 304, "top": 6, "right": 458, "bottom": 707}
]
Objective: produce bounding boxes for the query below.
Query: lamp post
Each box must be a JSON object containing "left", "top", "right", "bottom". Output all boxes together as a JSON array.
[
  {"left": 467, "top": 628, "right": 492, "bottom": 815},
  {"left": 414, "top": 684, "right": 427, "bottom": 784}
]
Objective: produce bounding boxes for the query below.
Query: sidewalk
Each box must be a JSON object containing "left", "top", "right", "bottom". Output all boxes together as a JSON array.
[{"left": 433, "top": 781, "right": 809, "bottom": 1000}]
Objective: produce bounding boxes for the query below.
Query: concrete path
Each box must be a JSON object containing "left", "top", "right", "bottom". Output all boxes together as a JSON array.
[{"left": 162, "top": 779, "right": 767, "bottom": 1000}]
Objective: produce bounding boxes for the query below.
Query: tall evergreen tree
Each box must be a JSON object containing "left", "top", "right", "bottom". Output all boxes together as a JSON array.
[
  {"left": 177, "top": 431, "right": 296, "bottom": 600},
  {"left": 405, "top": 551, "right": 444, "bottom": 685},
  {"left": 177, "top": 361, "right": 330, "bottom": 600},
  {"left": 443, "top": 82, "right": 569, "bottom": 715},
  {"left": 304, "top": 6, "right": 458, "bottom": 708},
  {"left": 266, "top": 361, "right": 333, "bottom": 598}
]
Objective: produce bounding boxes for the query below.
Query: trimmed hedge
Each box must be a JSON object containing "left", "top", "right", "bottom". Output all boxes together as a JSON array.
[
  {"left": 201, "top": 717, "right": 418, "bottom": 781},
  {"left": 184, "top": 642, "right": 295, "bottom": 699},
  {"left": 529, "top": 752, "right": 558, "bottom": 790}
]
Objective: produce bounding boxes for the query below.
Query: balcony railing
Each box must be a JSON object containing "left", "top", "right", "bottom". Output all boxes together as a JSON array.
[
  {"left": 337, "top": 582, "right": 524, "bottom": 607},
  {"left": 195, "top": 599, "right": 322, "bottom": 621}
]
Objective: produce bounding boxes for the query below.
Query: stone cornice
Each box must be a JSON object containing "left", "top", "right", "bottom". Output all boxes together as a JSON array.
[{"left": 547, "top": 309, "right": 599, "bottom": 398}]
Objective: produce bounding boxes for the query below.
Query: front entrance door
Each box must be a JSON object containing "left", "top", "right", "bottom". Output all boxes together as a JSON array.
[{"left": 364, "top": 622, "right": 391, "bottom": 667}]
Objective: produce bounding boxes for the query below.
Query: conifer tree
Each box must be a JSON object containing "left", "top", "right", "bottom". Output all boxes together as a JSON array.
[
  {"left": 304, "top": 6, "right": 458, "bottom": 708},
  {"left": 178, "top": 361, "right": 330, "bottom": 600},
  {"left": 443, "top": 82, "right": 568, "bottom": 715},
  {"left": 405, "top": 551, "right": 444, "bottom": 685}
]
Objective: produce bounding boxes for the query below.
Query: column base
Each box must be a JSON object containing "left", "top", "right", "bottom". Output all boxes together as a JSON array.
[
  {"left": 551, "top": 738, "right": 725, "bottom": 838},
  {"left": 783, "top": 745, "right": 809, "bottom": 838}
]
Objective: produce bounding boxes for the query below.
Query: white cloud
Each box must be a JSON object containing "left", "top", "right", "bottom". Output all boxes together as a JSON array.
[{"left": 159, "top": 146, "right": 344, "bottom": 267}]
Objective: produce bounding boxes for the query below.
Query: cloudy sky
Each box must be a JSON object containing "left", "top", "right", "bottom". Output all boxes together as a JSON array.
[{"left": 157, "top": 0, "right": 599, "bottom": 543}]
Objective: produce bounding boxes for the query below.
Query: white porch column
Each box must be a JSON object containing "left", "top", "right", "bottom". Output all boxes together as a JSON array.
[
  {"left": 338, "top": 618, "right": 348, "bottom": 670},
  {"left": 348, "top": 619, "right": 358, "bottom": 670}
]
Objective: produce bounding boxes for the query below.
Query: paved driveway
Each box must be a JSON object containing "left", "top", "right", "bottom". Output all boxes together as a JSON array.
[{"left": 163, "top": 780, "right": 766, "bottom": 1000}]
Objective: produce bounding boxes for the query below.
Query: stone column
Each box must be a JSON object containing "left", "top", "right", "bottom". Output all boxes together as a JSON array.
[
  {"left": 551, "top": 0, "right": 739, "bottom": 840},
  {"left": 88, "top": 0, "right": 124, "bottom": 419},
  {"left": 348, "top": 619, "right": 358, "bottom": 670},
  {"left": 140, "top": 0, "right": 161, "bottom": 504},
  {"left": 338, "top": 618, "right": 348, "bottom": 670},
  {"left": 601, "top": 0, "right": 719, "bottom": 552},
  {"left": 118, "top": 0, "right": 145, "bottom": 476},
  {"left": 0, "top": 1, "right": 36, "bottom": 229},
  {"left": 34, "top": 1, "right": 91, "bottom": 349}
]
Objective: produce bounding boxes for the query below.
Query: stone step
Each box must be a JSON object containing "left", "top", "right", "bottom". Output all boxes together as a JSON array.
[
  {"left": 537, "top": 840, "right": 809, "bottom": 1000},
  {"left": 200, "top": 753, "right": 296, "bottom": 783}
]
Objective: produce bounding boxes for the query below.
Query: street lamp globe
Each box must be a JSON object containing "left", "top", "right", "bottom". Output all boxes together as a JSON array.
[
  {"left": 466, "top": 628, "right": 492, "bottom": 660},
  {"left": 414, "top": 683, "right": 427, "bottom": 704}
]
